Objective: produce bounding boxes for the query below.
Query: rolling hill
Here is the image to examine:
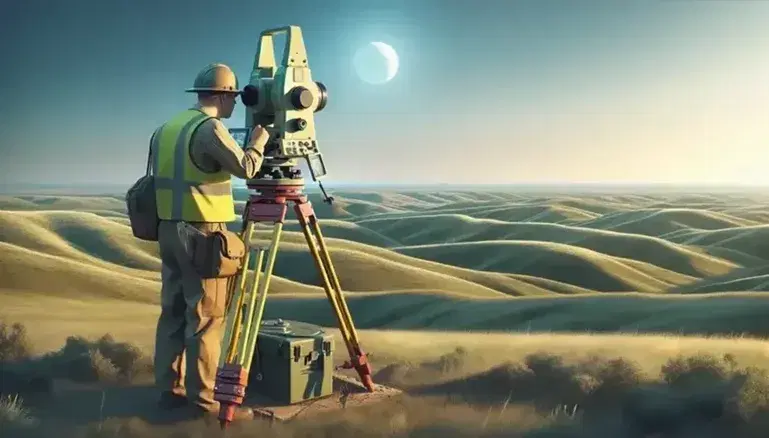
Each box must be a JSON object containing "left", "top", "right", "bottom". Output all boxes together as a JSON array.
[{"left": 1, "top": 189, "right": 768, "bottom": 338}]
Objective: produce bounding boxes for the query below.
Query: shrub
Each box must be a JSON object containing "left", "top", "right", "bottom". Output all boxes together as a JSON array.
[
  {"left": 35, "top": 334, "right": 153, "bottom": 384},
  {"left": 0, "top": 322, "right": 33, "bottom": 363},
  {"left": 0, "top": 394, "right": 38, "bottom": 431}
]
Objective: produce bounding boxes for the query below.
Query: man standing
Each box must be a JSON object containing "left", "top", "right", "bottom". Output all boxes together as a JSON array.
[{"left": 150, "top": 63, "right": 268, "bottom": 420}]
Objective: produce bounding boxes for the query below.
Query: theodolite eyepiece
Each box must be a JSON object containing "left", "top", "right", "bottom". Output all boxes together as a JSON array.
[{"left": 241, "top": 84, "right": 260, "bottom": 107}]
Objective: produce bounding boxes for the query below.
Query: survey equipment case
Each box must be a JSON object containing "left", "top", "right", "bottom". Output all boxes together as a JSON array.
[{"left": 248, "top": 319, "right": 334, "bottom": 405}]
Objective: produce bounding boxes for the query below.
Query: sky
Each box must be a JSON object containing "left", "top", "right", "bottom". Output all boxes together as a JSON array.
[{"left": 1, "top": 0, "right": 769, "bottom": 187}]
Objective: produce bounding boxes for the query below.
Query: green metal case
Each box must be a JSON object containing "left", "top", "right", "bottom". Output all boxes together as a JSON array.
[{"left": 248, "top": 319, "right": 334, "bottom": 405}]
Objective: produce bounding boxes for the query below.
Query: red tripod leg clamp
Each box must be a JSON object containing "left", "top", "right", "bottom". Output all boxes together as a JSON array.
[{"left": 214, "top": 364, "right": 249, "bottom": 423}]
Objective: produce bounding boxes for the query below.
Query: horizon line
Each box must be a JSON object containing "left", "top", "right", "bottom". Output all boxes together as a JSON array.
[
  {"left": 4, "top": 181, "right": 769, "bottom": 188},
  {"left": 3, "top": 181, "right": 769, "bottom": 197}
]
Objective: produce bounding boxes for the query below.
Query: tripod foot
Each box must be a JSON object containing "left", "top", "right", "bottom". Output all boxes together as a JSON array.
[
  {"left": 361, "top": 374, "right": 374, "bottom": 393},
  {"left": 341, "top": 352, "right": 375, "bottom": 392},
  {"left": 218, "top": 408, "right": 232, "bottom": 431},
  {"left": 214, "top": 364, "right": 249, "bottom": 428}
]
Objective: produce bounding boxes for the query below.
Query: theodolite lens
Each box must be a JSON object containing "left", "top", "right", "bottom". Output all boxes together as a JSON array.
[
  {"left": 289, "top": 86, "right": 314, "bottom": 110},
  {"left": 241, "top": 84, "right": 260, "bottom": 107},
  {"left": 315, "top": 81, "right": 327, "bottom": 112}
]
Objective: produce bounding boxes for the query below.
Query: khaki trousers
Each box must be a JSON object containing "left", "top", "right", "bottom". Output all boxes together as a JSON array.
[{"left": 153, "top": 220, "right": 231, "bottom": 412}]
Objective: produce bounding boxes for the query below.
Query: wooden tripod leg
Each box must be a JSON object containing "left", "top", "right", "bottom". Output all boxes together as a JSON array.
[
  {"left": 293, "top": 202, "right": 375, "bottom": 391},
  {"left": 215, "top": 202, "right": 288, "bottom": 427},
  {"left": 235, "top": 246, "right": 265, "bottom": 365},
  {"left": 309, "top": 218, "right": 364, "bottom": 347},
  {"left": 243, "top": 222, "right": 284, "bottom": 373},
  {"left": 215, "top": 220, "right": 257, "bottom": 428},
  {"left": 216, "top": 194, "right": 295, "bottom": 429},
  {"left": 221, "top": 221, "right": 257, "bottom": 365}
]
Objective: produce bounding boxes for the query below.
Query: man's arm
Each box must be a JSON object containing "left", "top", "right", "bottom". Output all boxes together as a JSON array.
[{"left": 203, "top": 119, "right": 267, "bottom": 179}]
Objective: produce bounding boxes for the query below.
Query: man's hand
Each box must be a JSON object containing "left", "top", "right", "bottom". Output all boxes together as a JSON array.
[{"left": 247, "top": 125, "right": 269, "bottom": 155}]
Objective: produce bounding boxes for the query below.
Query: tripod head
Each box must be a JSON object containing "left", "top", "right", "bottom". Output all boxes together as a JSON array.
[{"left": 229, "top": 25, "right": 333, "bottom": 204}]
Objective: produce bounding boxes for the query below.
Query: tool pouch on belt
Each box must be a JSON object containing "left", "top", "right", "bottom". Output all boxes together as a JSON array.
[{"left": 189, "top": 229, "right": 246, "bottom": 279}]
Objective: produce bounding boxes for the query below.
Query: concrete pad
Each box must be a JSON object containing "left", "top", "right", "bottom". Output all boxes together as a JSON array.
[{"left": 245, "top": 374, "right": 403, "bottom": 421}]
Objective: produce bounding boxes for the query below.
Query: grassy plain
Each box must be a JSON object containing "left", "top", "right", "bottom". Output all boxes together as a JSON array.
[{"left": 2, "top": 187, "right": 769, "bottom": 437}]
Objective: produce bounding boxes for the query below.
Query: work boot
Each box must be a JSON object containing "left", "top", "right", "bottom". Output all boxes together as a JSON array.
[{"left": 157, "top": 392, "right": 188, "bottom": 410}]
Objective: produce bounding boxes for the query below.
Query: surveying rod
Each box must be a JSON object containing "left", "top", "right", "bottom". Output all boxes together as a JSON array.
[{"left": 213, "top": 25, "right": 374, "bottom": 429}]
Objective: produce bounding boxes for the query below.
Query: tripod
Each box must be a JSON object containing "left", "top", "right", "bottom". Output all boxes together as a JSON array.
[{"left": 213, "top": 181, "right": 374, "bottom": 428}]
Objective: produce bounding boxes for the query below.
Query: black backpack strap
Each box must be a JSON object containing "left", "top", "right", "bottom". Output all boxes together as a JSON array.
[{"left": 146, "top": 128, "right": 159, "bottom": 177}]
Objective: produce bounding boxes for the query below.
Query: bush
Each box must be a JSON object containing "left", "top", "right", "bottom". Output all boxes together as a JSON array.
[
  {"left": 0, "top": 321, "right": 153, "bottom": 386},
  {"left": 660, "top": 352, "right": 769, "bottom": 418},
  {"left": 36, "top": 334, "right": 153, "bottom": 384},
  {"left": 0, "top": 322, "right": 34, "bottom": 363}
]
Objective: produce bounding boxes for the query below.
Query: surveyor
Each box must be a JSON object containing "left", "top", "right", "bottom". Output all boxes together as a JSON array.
[{"left": 149, "top": 63, "right": 268, "bottom": 420}]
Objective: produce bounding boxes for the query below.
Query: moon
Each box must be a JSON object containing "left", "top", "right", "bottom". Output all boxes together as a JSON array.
[{"left": 353, "top": 41, "right": 399, "bottom": 85}]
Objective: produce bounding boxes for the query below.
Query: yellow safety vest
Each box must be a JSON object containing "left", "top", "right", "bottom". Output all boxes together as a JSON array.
[{"left": 152, "top": 109, "right": 236, "bottom": 222}]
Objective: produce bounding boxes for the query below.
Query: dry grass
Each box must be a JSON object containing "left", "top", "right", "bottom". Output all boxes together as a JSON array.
[{"left": 3, "top": 321, "right": 769, "bottom": 437}]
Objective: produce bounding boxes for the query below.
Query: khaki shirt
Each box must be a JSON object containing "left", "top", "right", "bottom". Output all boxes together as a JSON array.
[{"left": 151, "top": 106, "right": 265, "bottom": 180}]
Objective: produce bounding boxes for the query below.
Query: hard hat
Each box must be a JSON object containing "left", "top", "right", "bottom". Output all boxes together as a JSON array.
[{"left": 185, "top": 63, "right": 240, "bottom": 93}]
